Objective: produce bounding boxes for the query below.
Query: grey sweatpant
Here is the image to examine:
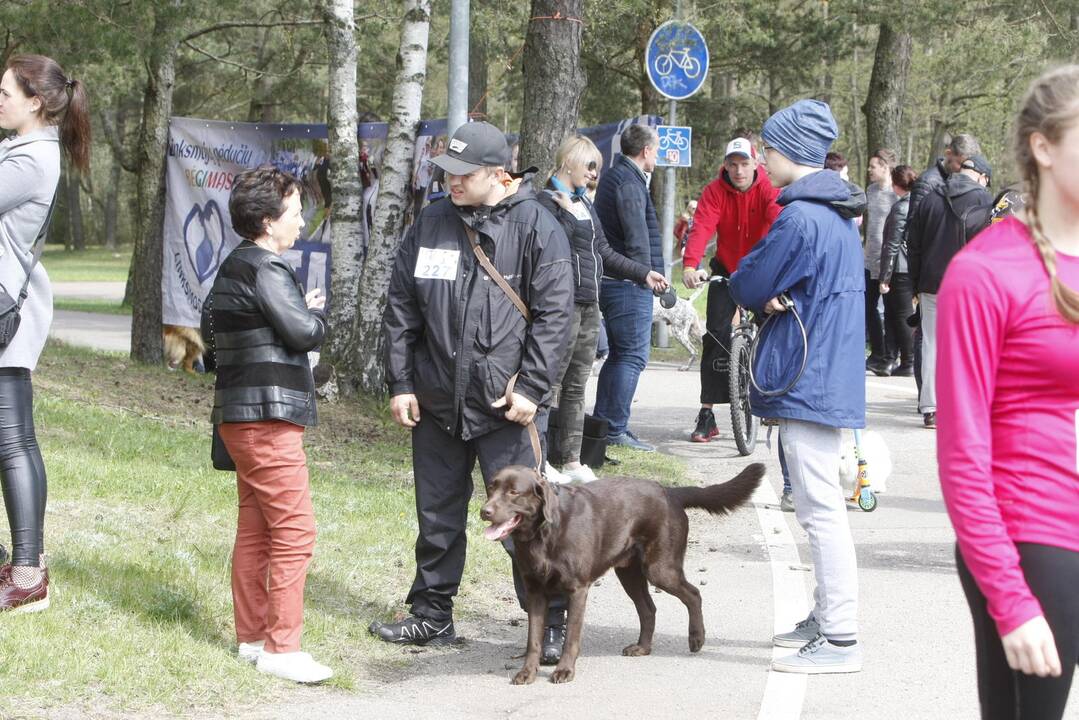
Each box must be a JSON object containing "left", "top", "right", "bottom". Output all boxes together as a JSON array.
[
  {"left": 918, "top": 292, "right": 938, "bottom": 413},
  {"left": 779, "top": 418, "right": 859, "bottom": 642}
]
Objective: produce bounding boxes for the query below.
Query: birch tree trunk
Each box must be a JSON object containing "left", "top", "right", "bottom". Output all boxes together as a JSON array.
[
  {"left": 518, "top": 0, "right": 585, "bottom": 179},
  {"left": 130, "top": 3, "right": 182, "bottom": 362},
  {"left": 347, "top": 0, "right": 432, "bottom": 396},
  {"left": 862, "top": 23, "right": 913, "bottom": 159},
  {"left": 321, "top": 0, "right": 364, "bottom": 375}
]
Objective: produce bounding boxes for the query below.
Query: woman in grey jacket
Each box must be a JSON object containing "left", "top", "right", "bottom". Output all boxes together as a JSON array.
[
  {"left": 878, "top": 165, "right": 919, "bottom": 377},
  {"left": 0, "top": 55, "right": 90, "bottom": 612}
]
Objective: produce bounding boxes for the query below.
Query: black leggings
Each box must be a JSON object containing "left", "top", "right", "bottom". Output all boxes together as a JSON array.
[
  {"left": 0, "top": 368, "right": 47, "bottom": 566},
  {"left": 957, "top": 543, "right": 1078, "bottom": 720}
]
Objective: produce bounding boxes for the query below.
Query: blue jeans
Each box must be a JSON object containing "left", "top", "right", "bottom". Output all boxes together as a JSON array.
[{"left": 593, "top": 279, "right": 652, "bottom": 437}]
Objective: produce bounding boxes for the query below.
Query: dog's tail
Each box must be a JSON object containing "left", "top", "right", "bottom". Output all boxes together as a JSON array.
[{"left": 666, "top": 463, "right": 765, "bottom": 515}]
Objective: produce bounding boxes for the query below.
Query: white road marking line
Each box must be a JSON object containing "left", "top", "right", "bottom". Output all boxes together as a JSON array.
[{"left": 754, "top": 478, "right": 808, "bottom": 720}]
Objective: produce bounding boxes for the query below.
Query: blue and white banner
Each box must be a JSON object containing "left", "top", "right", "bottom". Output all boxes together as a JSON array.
[{"left": 162, "top": 115, "right": 658, "bottom": 328}]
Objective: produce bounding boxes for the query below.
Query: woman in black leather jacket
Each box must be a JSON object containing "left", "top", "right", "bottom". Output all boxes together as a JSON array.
[
  {"left": 878, "top": 164, "right": 919, "bottom": 377},
  {"left": 200, "top": 166, "right": 331, "bottom": 684},
  {"left": 536, "top": 135, "right": 667, "bottom": 482}
]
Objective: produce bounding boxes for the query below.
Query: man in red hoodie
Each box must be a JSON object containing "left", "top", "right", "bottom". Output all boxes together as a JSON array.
[{"left": 682, "top": 137, "right": 782, "bottom": 442}]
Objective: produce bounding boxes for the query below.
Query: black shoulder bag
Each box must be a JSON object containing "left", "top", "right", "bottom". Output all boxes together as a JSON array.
[{"left": 0, "top": 197, "right": 56, "bottom": 349}]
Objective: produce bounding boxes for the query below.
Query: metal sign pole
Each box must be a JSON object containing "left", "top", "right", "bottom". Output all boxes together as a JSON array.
[
  {"left": 657, "top": 98, "right": 678, "bottom": 349},
  {"left": 447, "top": 0, "right": 470, "bottom": 136}
]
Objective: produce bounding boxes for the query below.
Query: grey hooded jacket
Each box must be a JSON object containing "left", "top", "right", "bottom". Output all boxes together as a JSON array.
[{"left": 0, "top": 127, "right": 60, "bottom": 370}]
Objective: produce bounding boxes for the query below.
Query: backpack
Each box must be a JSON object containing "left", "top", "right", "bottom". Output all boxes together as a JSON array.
[{"left": 938, "top": 181, "right": 992, "bottom": 247}]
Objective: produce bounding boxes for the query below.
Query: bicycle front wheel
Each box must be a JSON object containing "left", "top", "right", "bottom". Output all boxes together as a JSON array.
[{"left": 729, "top": 330, "right": 759, "bottom": 456}]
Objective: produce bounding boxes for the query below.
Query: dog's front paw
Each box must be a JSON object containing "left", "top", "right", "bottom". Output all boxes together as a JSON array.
[
  {"left": 688, "top": 630, "right": 705, "bottom": 653},
  {"left": 622, "top": 643, "right": 651, "bottom": 657},
  {"left": 511, "top": 666, "right": 537, "bottom": 685},
  {"left": 549, "top": 666, "right": 575, "bottom": 684}
]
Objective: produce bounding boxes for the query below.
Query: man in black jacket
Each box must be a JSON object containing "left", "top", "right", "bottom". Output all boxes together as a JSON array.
[
  {"left": 907, "top": 154, "right": 992, "bottom": 428},
  {"left": 591, "top": 123, "right": 663, "bottom": 452},
  {"left": 371, "top": 121, "right": 575, "bottom": 664}
]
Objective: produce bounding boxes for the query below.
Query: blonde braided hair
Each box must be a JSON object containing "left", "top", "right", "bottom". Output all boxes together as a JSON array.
[{"left": 1014, "top": 65, "right": 1079, "bottom": 323}]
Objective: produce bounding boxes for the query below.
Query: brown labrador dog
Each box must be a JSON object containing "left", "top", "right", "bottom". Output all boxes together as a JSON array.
[{"left": 481, "top": 462, "right": 765, "bottom": 685}]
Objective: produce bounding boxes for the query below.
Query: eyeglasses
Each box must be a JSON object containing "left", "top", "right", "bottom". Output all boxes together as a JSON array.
[
  {"left": 762, "top": 144, "right": 776, "bottom": 153},
  {"left": 587, "top": 161, "right": 597, "bottom": 172}
]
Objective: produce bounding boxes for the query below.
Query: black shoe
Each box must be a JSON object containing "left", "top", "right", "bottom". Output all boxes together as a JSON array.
[
  {"left": 923, "top": 412, "right": 936, "bottom": 428},
  {"left": 866, "top": 358, "right": 890, "bottom": 376},
  {"left": 892, "top": 363, "right": 914, "bottom": 377},
  {"left": 690, "top": 408, "right": 719, "bottom": 443},
  {"left": 368, "top": 614, "right": 456, "bottom": 646},
  {"left": 541, "top": 624, "right": 566, "bottom": 665}
]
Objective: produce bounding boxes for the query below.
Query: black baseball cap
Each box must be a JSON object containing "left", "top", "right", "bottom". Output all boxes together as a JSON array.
[
  {"left": 430, "top": 121, "right": 512, "bottom": 175},
  {"left": 961, "top": 155, "right": 992, "bottom": 183}
]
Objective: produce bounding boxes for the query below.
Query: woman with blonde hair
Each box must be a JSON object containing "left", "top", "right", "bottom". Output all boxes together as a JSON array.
[
  {"left": 937, "top": 65, "right": 1079, "bottom": 718},
  {"left": 537, "top": 134, "right": 668, "bottom": 485}
]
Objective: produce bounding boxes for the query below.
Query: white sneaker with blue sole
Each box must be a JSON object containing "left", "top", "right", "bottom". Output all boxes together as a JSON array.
[{"left": 772, "top": 633, "right": 862, "bottom": 674}]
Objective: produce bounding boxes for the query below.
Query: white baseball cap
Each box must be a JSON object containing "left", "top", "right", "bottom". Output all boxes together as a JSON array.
[{"left": 724, "top": 137, "right": 755, "bottom": 159}]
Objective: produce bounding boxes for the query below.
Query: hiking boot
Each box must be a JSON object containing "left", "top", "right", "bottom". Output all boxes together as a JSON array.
[
  {"left": 772, "top": 614, "right": 819, "bottom": 648},
  {"left": 368, "top": 614, "right": 456, "bottom": 646},
  {"left": 779, "top": 490, "right": 795, "bottom": 513},
  {"left": 0, "top": 569, "right": 49, "bottom": 614},
  {"left": 256, "top": 650, "right": 333, "bottom": 683},
  {"left": 690, "top": 408, "right": 719, "bottom": 443},
  {"left": 923, "top": 412, "right": 936, "bottom": 428},
  {"left": 607, "top": 431, "right": 655, "bottom": 453},
  {"left": 541, "top": 623, "right": 566, "bottom": 665},
  {"left": 771, "top": 633, "right": 862, "bottom": 674}
]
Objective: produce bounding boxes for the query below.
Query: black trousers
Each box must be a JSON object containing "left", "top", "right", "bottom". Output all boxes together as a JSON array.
[
  {"left": 957, "top": 543, "right": 1078, "bottom": 720},
  {"left": 882, "top": 272, "right": 915, "bottom": 369},
  {"left": 406, "top": 413, "right": 566, "bottom": 624},
  {"left": 0, "top": 368, "right": 47, "bottom": 566},
  {"left": 700, "top": 258, "right": 736, "bottom": 405},
  {"left": 864, "top": 269, "right": 893, "bottom": 363}
]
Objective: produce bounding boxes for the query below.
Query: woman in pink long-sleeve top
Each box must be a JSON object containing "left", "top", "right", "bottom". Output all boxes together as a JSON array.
[{"left": 937, "top": 65, "right": 1079, "bottom": 720}]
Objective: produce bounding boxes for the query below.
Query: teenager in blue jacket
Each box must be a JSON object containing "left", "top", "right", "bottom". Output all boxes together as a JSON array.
[{"left": 730, "top": 99, "right": 867, "bottom": 674}]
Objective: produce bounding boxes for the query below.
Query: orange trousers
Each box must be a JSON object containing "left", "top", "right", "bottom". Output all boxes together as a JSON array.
[{"left": 219, "top": 420, "right": 316, "bottom": 654}]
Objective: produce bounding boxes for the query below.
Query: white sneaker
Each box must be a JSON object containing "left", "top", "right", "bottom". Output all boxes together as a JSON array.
[
  {"left": 237, "top": 640, "right": 265, "bottom": 664},
  {"left": 562, "top": 464, "right": 597, "bottom": 483},
  {"left": 544, "top": 462, "right": 572, "bottom": 485},
  {"left": 771, "top": 634, "right": 862, "bottom": 674},
  {"left": 256, "top": 650, "right": 334, "bottom": 683}
]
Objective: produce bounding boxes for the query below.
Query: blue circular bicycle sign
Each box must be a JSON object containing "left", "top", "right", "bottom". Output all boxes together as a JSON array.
[{"left": 645, "top": 20, "right": 709, "bottom": 101}]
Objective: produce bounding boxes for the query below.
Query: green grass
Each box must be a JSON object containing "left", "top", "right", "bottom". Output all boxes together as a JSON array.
[
  {"left": 41, "top": 245, "right": 132, "bottom": 283},
  {"left": 0, "top": 342, "right": 687, "bottom": 717},
  {"left": 53, "top": 298, "right": 131, "bottom": 315}
]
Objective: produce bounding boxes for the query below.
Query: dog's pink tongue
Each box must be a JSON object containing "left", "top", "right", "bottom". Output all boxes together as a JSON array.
[{"left": 484, "top": 515, "right": 520, "bottom": 541}]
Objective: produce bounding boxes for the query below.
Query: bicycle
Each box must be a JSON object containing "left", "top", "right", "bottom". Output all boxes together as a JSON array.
[
  {"left": 653, "top": 47, "right": 702, "bottom": 79},
  {"left": 728, "top": 305, "right": 760, "bottom": 456}
]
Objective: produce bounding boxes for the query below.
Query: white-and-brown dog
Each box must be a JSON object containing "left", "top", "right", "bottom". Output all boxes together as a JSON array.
[
  {"left": 651, "top": 285, "right": 707, "bottom": 371},
  {"left": 163, "top": 325, "right": 205, "bottom": 374}
]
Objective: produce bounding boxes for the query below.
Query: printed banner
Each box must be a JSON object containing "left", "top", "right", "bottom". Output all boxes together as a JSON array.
[{"left": 162, "top": 115, "right": 656, "bottom": 328}]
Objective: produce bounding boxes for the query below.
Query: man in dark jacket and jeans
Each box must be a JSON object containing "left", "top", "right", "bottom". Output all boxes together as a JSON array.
[
  {"left": 371, "top": 122, "right": 575, "bottom": 663},
  {"left": 907, "top": 154, "right": 992, "bottom": 428},
  {"left": 591, "top": 123, "right": 663, "bottom": 452}
]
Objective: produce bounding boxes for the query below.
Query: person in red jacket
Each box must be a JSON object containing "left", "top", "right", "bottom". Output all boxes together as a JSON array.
[{"left": 682, "top": 137, "right": 781, "bottom": 442}]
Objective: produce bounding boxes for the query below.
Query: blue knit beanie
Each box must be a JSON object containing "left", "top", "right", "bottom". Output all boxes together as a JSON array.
[{"left": 761, "top": 99, "right": 839, "bottom": 168}]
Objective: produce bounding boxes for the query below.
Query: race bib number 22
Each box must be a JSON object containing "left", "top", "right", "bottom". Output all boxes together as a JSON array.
[{"left": 415, "top": 247, "right": 460, "bottom": 280}]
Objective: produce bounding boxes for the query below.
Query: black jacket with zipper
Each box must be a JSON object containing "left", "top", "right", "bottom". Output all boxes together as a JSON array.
[
  {"left": 201, "top": 241, "right": 326, "bottom": 427},
  {"left": 383, "top": 181, "right": 573, "bottom": 441},
  {"left": 536, "top": 182, "right": 652, "bottom": 304},
  {"left": 879, "top": 194, "right": 910, "bottom": 283}
]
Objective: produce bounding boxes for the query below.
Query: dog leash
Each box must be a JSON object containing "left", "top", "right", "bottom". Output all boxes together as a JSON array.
[{"left": 464, "top": 223, "right": 544, "bottom": 476}]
